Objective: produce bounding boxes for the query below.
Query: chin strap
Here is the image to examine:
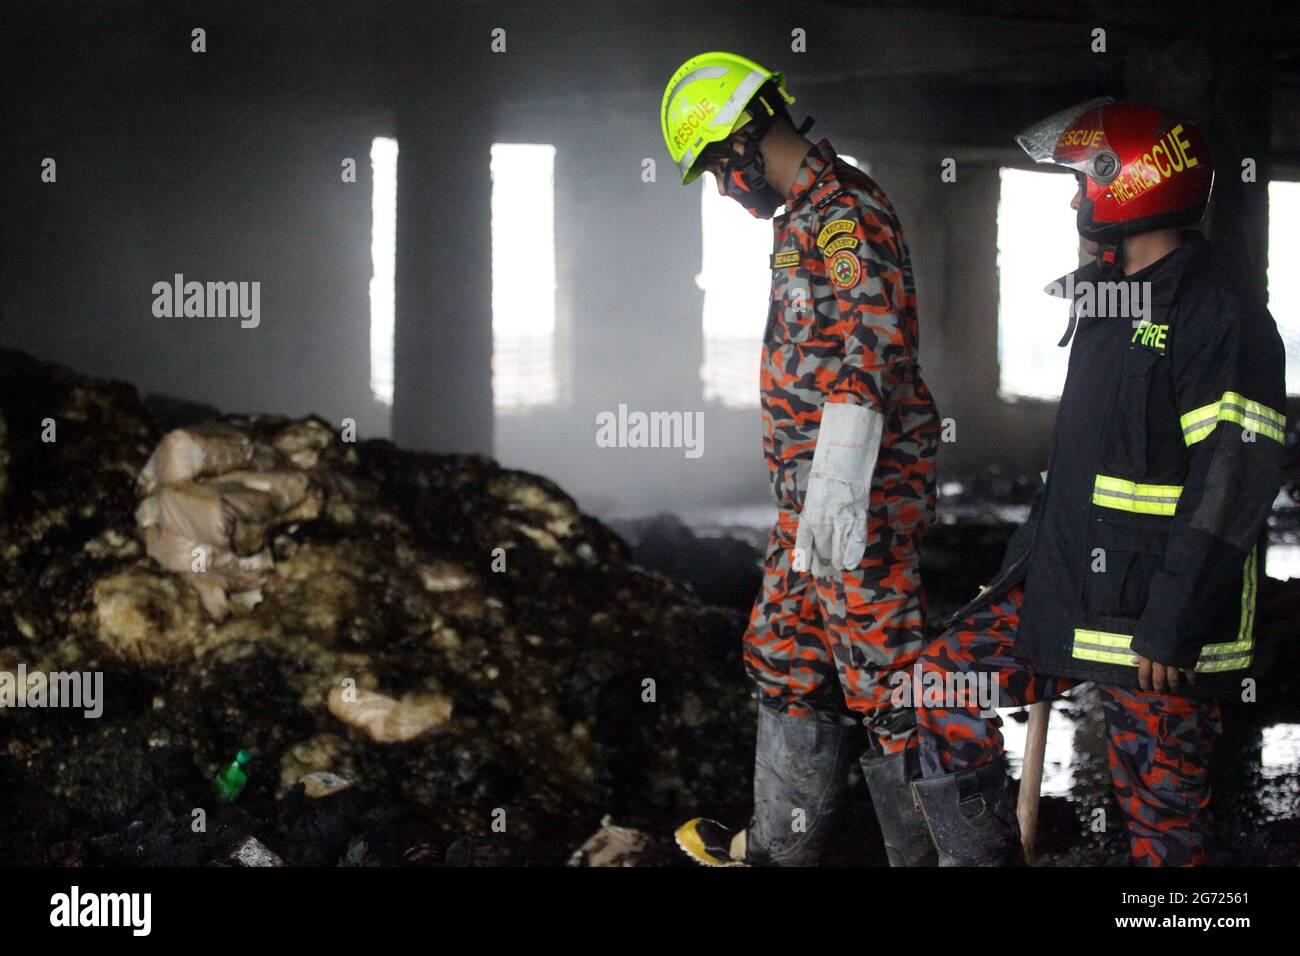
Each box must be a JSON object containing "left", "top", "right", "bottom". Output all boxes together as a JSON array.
[
  {"left": 796, "top": 116, "right": 815, "bottom": 135},
  {"left": 1057, "top": 316, "right": 1078, "bottom": 349},
  {"left": 1058, "top": 241, "right": 1125, "bottom": 348},
  {"left": 716, "top": 88, "right": 813, "bottom": 220},
  {"left": 721, "top": 115, "right": 786, "bottom": 219}
]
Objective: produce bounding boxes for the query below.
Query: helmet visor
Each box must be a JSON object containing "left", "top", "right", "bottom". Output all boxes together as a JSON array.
[{"left": 1014, "top": 96, "right": 1116, "bottom": 170}]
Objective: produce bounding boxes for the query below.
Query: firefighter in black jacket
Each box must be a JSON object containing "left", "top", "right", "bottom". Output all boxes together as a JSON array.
[{"left": 912, "top": 99, "right": 1288, "bottom": 866}]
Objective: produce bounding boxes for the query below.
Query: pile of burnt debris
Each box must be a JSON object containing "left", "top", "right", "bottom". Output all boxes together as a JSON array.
[
  {"left": 0, "top": 349, "right": 754, "bottom": 866},
  {"left": 0, "top": 348, "right": 1297, "bottom": 866}
]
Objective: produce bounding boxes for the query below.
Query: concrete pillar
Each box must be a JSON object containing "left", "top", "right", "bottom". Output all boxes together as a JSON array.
[
  {"left": 566, "top": 107, "right": 703, "bottom": 417},
  {"left": 1203, "top": 41, "right": 1272, "bottom": 301},
  {"left": 1126, "top": 32, "right": 1272, "bottom": 304},
  {"left": 940, "top": 163, "right": 1003, "bottom": 471},
  {"left": 389, "top": 11, "right": 495, "bottom": 454}
]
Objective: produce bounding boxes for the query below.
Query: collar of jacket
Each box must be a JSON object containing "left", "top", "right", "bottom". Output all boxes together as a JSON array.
[
  {"left": 783, "top": 138, "right": 840, "bottom": 211},
  {"left": 1045, "top": 229, "right": 1209, "bottom": 306},
  {"left": 1042, "top": 230, "right": 1208, "bottom": 346}
]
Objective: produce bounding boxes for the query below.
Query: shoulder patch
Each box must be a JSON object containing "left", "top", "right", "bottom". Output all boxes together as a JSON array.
[
  {"left": 816, "top": 219, "right": 855, "bottom": 249},
  {"left": 822, "top": 235, "right": 859, "bottom": 255},
  {"left": 827, "top": 249, "right": 862, "bottom": 289}
]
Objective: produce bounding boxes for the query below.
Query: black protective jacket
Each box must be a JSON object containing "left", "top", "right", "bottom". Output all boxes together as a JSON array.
[{"left": 953, "top": 233, "right": 1287, "bottom": 697}]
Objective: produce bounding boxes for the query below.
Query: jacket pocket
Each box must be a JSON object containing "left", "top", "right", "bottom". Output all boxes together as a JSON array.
[
  {"left": 765, "top": 272, "right": 817, "bottom": 346},
  {"left": 1101, "top": 347, "right": 1161, "bottom": 475},
  {"left": 1083, "top": 512, "right": 1168, "bottom": 622}
]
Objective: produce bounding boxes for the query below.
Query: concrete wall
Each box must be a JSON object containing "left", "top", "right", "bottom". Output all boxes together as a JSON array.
[
  {"left": 1, "top": 3, "right": 393, "bottom": 440},
  {"left": 3, "top": 1, "right": 1295, "bottom": 519}
]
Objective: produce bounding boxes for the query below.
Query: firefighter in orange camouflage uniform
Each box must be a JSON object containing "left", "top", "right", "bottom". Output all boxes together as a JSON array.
[{"left": 663, "top": 52, "right": 941, "bottom": 866}]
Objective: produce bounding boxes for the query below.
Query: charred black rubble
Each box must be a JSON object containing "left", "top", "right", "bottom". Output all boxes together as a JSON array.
[{"left": 0, "top": 349, "right": 753, "bottom": 866}]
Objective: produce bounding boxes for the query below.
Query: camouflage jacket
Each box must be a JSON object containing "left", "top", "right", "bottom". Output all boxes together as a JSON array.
[{"left": 761, "top": 139, "right": 939, "bottom": 539}]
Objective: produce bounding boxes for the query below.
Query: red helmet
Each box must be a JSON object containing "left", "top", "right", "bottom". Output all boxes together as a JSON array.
[{"left": 1016, "top": 97, "right": 1214, "bottom": 242}]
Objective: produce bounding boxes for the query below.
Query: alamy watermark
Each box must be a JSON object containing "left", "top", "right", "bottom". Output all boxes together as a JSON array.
[
  {"left": 152, "top": 273, "right": 260, "bottom": 328},
  {"left": 1047, "top": 274, "right": 1152, "bottom": 326},
  {"left": 595, "top": 403, "right": 703, "bottom": 459},
  {"left": 0, "top": 664, "right": 103, "bottom": 718},
  {"left": 50, "top": 886, "right": 150, "bottom": 936},
  {"left": 890, "top": 661, "right": 1001, "bottom": 717}
]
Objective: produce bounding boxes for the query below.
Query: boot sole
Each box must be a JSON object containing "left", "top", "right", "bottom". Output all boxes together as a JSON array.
[{"left": 673, "top": 823, "right": 747, "bottom": 867}]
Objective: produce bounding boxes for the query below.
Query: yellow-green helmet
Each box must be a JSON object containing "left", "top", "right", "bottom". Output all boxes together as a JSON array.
[{"left": 661, "top": 51, "right": 793, "bottom": 185}]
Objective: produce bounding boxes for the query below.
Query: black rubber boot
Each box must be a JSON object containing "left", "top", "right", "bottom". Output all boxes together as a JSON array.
[
  {"left": 911, "top": 760, "right": 1023, "bottom": 866},
  {"left": 859, "top": 748, "right": 939, "bottom": 866},
  {"left": 745, "top": 705, "right": 859, "bottom": 866}
]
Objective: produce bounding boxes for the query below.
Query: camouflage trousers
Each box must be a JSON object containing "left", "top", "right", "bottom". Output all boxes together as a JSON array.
[
  {"left": 742, "top": 509, "right": 929, "bottom": 753},
  {"left": 916, "top": 585, "right": 1222, "bottom": 866}
]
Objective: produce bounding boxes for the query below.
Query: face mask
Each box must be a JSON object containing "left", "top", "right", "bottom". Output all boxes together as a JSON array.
[{"left": 720, "top": 135, "right": 785, "bottom": 220}]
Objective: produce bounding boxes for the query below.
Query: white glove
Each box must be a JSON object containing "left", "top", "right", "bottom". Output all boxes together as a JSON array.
[{"left": 793, "top": 401, "right": 883, "bottom": 575}]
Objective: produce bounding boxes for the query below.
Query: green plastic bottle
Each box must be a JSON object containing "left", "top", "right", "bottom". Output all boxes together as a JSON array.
[{"left": 212, "top": 749, "right": 251, "bottom": 805}]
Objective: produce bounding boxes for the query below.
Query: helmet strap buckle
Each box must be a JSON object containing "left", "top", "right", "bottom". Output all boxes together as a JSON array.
[{"left": 1098, "top": 242, "right": 1124, "bottom": 277}]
